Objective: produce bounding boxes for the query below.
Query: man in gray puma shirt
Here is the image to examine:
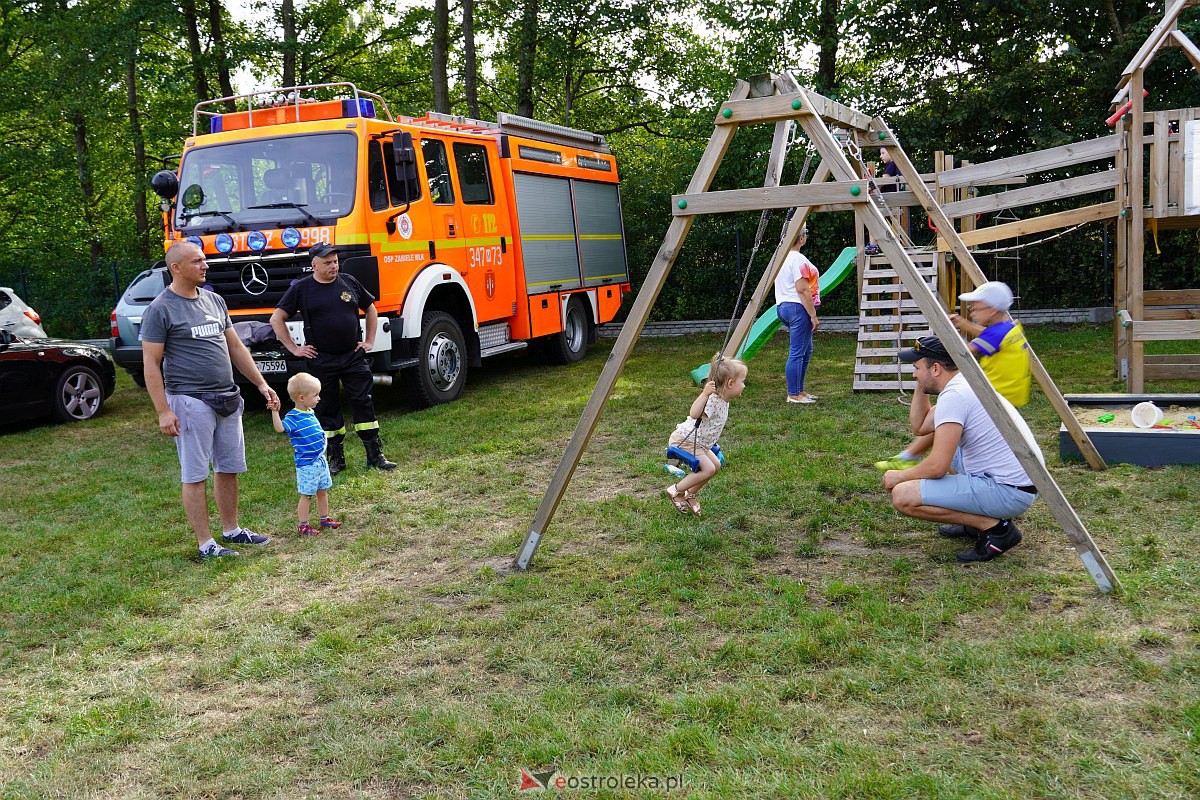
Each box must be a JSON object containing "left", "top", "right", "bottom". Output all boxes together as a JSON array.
[{"left": 142, "top": 241, "right": 280, "bottom": 559}]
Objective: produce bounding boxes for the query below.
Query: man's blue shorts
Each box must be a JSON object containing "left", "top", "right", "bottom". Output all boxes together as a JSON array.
[{"left": 920, "top": 473, "right": 1036, "bottom": 520}]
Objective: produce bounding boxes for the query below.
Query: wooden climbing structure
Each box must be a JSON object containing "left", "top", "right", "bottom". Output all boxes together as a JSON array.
[{"left": 514, "top": 71, "right": 1120, "bottom": 594}]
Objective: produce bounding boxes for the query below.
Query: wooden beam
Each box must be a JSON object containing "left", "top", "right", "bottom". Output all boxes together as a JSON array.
[
  {"left": 939, "top": 202, "right": 1119, "bottom": 249},
  {"left": 1146, "top": 288, "right": 1200, "bottom": 305},
  {"left": 937, "top": 136, "right": 1118, "bottom": 188},
  {"left": 1126, "top": 319, "right": 1200, "bottom": 341},
  {"left": 791, "top": 84, "right": 875, "bottom": 131},
  {"left": 1112, "top": 0, "right": 1189, "bottom": 101},
  {"left": 672, "top": 182, "right": 871, "bottom": 215},
  {"left": 715, "top": 94, "right": 810, "bottom": 126},
  {"left": 1170, "top": 29, "right": 1200, "bottom": 72},
  {"left": 942, "top": 171, "right": 1118, "bottom": 219},
  {"left": 514, "top": 80, "right": 754, "bottom": 571}
]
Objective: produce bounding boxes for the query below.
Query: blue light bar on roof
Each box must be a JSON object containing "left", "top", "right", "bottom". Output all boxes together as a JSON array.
[{"left": 342, "top": 99, "right": 376, "bottom": 119}]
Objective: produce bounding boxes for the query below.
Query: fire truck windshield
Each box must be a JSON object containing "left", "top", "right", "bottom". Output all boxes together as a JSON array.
[{"left": 174, "top": 132, "right": 357, "bottom": 232}]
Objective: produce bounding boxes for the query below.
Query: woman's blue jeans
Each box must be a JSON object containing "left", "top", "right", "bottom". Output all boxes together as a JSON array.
[{"left": 777, "top": 301, "right": 813, "bottom": 395}]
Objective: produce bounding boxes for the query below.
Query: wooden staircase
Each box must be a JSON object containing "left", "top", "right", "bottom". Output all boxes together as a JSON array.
[{"left": 853, "top": 251, "right": 940, "bottom": 391}]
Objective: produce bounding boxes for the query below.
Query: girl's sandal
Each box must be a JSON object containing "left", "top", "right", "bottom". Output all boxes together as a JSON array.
[
  {"left": 665, "top": 484, "right": 692, "bottom": 515},
  {"left": 684, "top": 491, "right": 702, "bottom": 516}
]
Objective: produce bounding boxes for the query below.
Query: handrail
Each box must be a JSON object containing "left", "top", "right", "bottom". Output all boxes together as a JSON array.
[{"left": 192, "top": 82, "right": 394, "bottom": 135}]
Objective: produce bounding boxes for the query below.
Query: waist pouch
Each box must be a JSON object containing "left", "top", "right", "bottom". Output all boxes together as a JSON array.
[{"left": 191, "top": 388, "right": 243, "bottom": 417}]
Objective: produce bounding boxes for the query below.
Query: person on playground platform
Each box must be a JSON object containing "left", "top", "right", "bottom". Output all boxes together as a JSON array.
[
  {"left": 875, "top": 280, "right": 1031, "bottom": 471},
  {"left": 881, "top": 335, "right": 1041, "bottom": 563},
  {"left": 270, "top": 242, "right": 397, "bottom": 474}
]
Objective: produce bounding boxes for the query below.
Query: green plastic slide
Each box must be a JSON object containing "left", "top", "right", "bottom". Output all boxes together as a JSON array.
[{"left": 690, "top": 245, "right": 859, "bottom": 384}]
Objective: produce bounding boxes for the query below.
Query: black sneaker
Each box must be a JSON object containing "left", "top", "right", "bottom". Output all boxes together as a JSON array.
[
  {"left": 223, "top": 528, "right": 269, "bottom": 545},
  {"left": 938, "top": 524, "right": 982, "bottom": 539},
  {"left": 957, "top": 522, "right": 1022, "bottom": 562}
]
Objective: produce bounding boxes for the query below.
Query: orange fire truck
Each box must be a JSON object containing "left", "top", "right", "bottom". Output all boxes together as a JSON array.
[{"left": 142, "top": 83, "right": 630, "bottom": 406}]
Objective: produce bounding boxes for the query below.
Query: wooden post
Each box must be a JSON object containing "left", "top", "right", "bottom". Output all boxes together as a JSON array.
[
  {"left": 1129, "top": 68, "right": 1146, "bottom": 392},
  {"left": 514, "top": 80, "right": 753, "bottom": 570}
]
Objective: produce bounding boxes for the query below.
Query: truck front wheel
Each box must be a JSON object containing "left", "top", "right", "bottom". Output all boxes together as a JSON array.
[
  {"left": 406, "top": 310, "right": 468, "bottom": 407},
  {"left": 545, "top": 296, "right": 590, "bottom": 364}
]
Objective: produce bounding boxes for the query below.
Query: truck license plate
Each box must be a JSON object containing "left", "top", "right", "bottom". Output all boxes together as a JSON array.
[{"left": 259, "top": 359, "right": 288, "bottom": 374}]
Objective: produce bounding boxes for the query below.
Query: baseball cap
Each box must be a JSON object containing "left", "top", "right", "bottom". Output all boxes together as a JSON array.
[
  {"left": 959, "top": 281, "right": 1013, "bottom": 311},
  {"left": 897, "top": 335, "right": 956, "bottom": 368},
  {"left": 309, "top": 242, "right": 338, "bottom": 259}
]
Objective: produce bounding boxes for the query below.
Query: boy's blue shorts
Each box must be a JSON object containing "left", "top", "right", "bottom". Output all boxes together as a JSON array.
[{"left": 296, "top": 456, "right": 333, "bottom": 496}]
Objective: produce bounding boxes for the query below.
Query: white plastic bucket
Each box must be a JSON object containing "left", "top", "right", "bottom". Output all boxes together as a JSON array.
[{"left": 1130, "top": 401, "right": 1163, "bottom": 428}]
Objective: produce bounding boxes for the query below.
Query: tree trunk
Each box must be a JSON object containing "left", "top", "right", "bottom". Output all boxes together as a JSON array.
[
  {"left": 432, "top": 0, "right": 450, "bottom": 113},
  {"left": 126, "top": 42, "right": 150, "bottom": 259},
  {"left": 180, "top": 0, "right": 211, "bottom": 101},
  {"left": 281, "top": 0, "right": 296, "bottom": 87},
  {"left": 206, "top": 0, "right": 236, "bottom": 112},
  {"left": 516, "top": 0, "right": 538, "bottom": 117},
  {"left": 463, "top": 0, "right": 478, "bottom": 118},
  {"left": 816, "top": 0, "right": 839, "bottom": 96},
  {"left": 71, "top": 111, "right": 102, "bottom": 264}
]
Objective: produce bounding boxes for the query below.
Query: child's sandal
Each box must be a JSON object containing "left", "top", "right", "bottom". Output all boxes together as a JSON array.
[
  {"left": 665, "top": 484, "right": 692, "bottom": 515},
  {"left": 684, "top": 491, "right": 701, "bottom": 516}
]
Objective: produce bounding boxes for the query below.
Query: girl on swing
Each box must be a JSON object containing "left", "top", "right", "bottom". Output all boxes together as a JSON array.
[{"left": 664, "top": 355, "right": 748, "bottom": 516}]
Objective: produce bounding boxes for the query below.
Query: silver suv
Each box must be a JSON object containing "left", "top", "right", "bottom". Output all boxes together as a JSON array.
[{"left": 110, "top": 264, "right": 297, "bottom": 388}]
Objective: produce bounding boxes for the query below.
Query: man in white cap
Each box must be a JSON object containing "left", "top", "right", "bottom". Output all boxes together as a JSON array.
[{"left": 875, "top": 280, "right": 1031, "bottom": 471}]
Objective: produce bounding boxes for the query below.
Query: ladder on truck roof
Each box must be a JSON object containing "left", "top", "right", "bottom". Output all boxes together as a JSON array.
[{"left": 417, "top": 110, "right": 610, "bottom": 153}]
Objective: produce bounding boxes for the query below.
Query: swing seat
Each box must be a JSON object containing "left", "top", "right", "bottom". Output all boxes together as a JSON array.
[{"left": 664, "top": 444, "right": 725, "bottom": 477}]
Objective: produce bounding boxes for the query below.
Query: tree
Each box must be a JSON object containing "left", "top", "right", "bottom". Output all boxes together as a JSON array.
[{"left": 432, "top": 0, "right": 451, "bottom": 112}]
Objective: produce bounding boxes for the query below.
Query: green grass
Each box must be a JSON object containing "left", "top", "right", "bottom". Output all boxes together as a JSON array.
[{"left": 1, "top": 324, "right": 1199, "bottom": 799}]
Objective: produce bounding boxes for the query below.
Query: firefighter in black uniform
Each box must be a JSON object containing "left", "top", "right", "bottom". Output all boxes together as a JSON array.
[{"left": 270, "top": 242, "right": 397, "bottom": 474}]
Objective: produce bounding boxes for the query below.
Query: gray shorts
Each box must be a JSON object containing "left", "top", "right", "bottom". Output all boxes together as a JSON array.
[{"left": 167, "top": 394, "right": 247, "bottom": 483}]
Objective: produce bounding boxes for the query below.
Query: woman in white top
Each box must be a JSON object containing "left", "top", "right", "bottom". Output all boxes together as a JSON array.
[{"left": 773, "top": 227, "right": 821, "bottom": 403}]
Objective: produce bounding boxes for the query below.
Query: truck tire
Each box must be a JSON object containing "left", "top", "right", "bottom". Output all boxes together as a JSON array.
[
  {"left": 545, "top": 296, "right": 590, "bottom": 364},
  {"left": 406, "top": 310, "right": 468, "bottom": 407}
]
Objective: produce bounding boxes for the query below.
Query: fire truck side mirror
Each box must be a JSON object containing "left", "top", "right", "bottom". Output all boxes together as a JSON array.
[
  {"left": 391, "top": 132, "right": 420, "bottom": 202},
  {"left": 151, "top": 170, "right": 180, "bottom": 200}
]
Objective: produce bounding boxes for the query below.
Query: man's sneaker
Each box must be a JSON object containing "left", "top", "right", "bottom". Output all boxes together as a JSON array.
[
  {"left": 297, "top": 522, "right": 318, "bottom": 536},
  {"left": 864, "top": 243, "right": 881, "bottom": 256},
  {"left": 319, "top": 517, "right": 342, "bottom": 529},
  {"left": 957, "top": 522, "right": 1022, "bottom": 563},
  {"left": 223, "top": 528, "right": 269, "bottom": 545},
  {"left": 874, "top": 456, "right": 920, "bottom": 471},
  {"left": 938, "top": 524, "right": 982, "bottom": 539},
  {"left": 200, "top": 542, "right": 239, "bottom": 560}
]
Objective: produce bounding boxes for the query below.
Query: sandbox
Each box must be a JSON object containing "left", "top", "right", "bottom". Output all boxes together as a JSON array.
[{"left": 1060, "top": 394, "right": 1200, "bottom": 466}]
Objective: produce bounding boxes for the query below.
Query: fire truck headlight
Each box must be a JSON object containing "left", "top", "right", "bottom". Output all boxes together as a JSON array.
[
  {"left": 247, "top": 230, "right": 267, "bottom": 252},
  {"left": 215, "top": 233, "right": 234, "bottom": 254},
  {"left": 186, "top": 236, "right": 203, "bottom": 248},
  {"left": 281, "top": 227, "right": 301, "bottom": 248}
]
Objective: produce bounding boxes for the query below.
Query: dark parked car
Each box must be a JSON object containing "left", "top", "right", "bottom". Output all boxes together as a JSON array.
[{"left": 0, "top": 331, "right": 116, "bottom": 424}]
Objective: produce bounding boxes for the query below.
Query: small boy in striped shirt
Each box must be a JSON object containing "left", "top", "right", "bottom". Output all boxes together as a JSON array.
[{"left": 271, "top": 372, "right": 341, "bottom": 535}]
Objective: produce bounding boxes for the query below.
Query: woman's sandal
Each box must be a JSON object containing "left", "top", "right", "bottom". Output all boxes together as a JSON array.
[
  {"left": 684, "top": 491, "right": 702, "bottom": 516},
  {"left": 665, "top": 484, "right": 692, "bottom": 515}
]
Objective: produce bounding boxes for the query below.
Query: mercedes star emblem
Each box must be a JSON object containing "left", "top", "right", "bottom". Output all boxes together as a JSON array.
[{"left": 240, "top": 262, "right": 269, "bottom": 295}]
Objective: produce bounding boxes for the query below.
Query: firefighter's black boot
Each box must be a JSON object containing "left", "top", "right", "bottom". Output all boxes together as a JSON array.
[
  {"left": 327, "top": 435, "right": 346, "bottom": 476},
  {"left": 362, "top": 434, "right": 397, "bottom": 470}
]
